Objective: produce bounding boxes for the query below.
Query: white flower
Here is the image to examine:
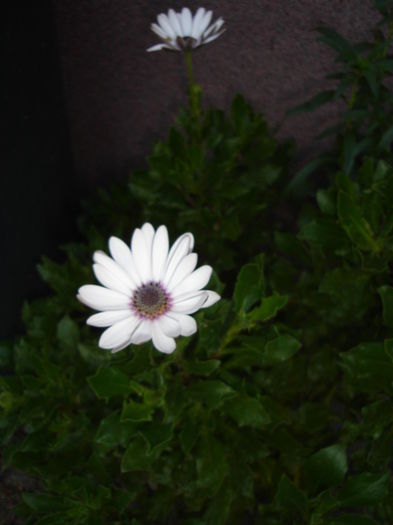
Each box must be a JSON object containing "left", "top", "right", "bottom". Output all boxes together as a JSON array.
[
  {"left": 147, "top": 7, "right": 225, "bottom": 52},
  {"left": 77, "top": 223, "right": 220, "bottom": 354}
]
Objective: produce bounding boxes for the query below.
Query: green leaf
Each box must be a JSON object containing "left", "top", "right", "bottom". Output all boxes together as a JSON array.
[
  {"left": 305, "top": 444, "right": 347, "bottom": 490},
  {"left": 316, "top": 188, "right": 336, "bottom": 215},
  {"left": 264, "top": 335, "right": 302, "bottom": 363},
  {"left": 224, "top": 394, "right": 270, "bottom": 428},
  {"left": 234, "top": 258, "right": 264, "bottom": 313},
  {"left": 179, "top": 417, "right": 200, "bottom": 454},
  {"left": 140, "top": 423, "right": 173, "bottom": 454},
  {"left": 56, "top": 316, "right": 79, "bottom": 351},
  {"left": 0, "top": 343, "right": 13, "bottom": 368},
  {"left": 379, "top": 123, "right": 393, "bottom": 150},
  {"left": 121, "top": 400, "right": 155, "bottom": 422},
  {"left": 121, "top": 435, "right": 158, "bottom": 471},
  {"left": 87, "top": 367, "right": 132, "bottom": 399},
  {"left": 328, "top": 514, "right": 379, "bottom": 525},
  {"left": 317, "top": 27, "right": 357, "bottom": 62},
  {"left": 197, "top": 436, "right": 228, "bottom": 494},
  {"left": 22, "top": 493, "right": 68, "bottom": 512},
  {"left": 337, "top": 190, "right": 376, "bottom": 250},
  {"left": 189, "top": 380, "right": 235, "bottom": 410},
  {"left": 340, "top": 342, "right": 393, "bottom": 393},
  {"left": 250, "top": 293, "right": 289, "bottom": 322},
  {"left": 299, "top": 218, "right": 350, "bottom": 254},
  {"left": 287, "top": 90, "right": 335, "bottom": 116},
  {"left": 338, "top": 472, "right": 390, "bottom": 506},
  {"left": 184, "top": 359, "right": 221, "bottom": 377},
  {"left": 203, "top": 484, "right": 233, "bottom": 525},
  {"left": 275, "top": 474, "right": 307, "bottom": 514},
  {"left": 378, "top": 285, "right": 393, "bottom": 328},
  {"left": 95, "top": 411, "right": 138, "bottom": 448}
]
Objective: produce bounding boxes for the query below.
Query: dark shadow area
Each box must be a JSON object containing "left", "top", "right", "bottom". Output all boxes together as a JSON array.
[{"left": 2, "top": 1, "right": 78, "bottom": 339}]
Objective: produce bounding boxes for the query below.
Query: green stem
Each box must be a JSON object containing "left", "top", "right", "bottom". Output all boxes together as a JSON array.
[
  {"left": 184, "top": 50, "right": 200, "bottom": 123},
  {"left": 345, "top": 77, "right": 358, "bottom": 130}
]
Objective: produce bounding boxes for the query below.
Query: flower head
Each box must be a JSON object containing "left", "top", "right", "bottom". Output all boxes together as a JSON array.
[
  {"left": 77, "top": 223, "right": 220, "bottom": 354},
  {"left": 147, "top": 7, "right": 225, "bottom": 52}
]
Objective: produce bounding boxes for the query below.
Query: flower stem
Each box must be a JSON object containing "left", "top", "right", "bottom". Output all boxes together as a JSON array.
[{"left": 184, "top": 50, "right": 200, "bottom": 124}]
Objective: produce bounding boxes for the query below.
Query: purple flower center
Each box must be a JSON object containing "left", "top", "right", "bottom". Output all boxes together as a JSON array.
[{"left": 131, "top": 282, "right": 171, "bottom": 319}]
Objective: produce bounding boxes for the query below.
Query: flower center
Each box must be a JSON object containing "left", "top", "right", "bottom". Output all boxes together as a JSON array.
[
  {"left": 176, "top": 36, "right": 197, "bottom": 50},
  {"left": 131, "top": 282, "right": 170, "bottom": 319}
]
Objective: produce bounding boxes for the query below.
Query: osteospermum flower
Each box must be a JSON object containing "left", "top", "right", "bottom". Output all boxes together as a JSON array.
[
  {"left": 147, "top": 7, "right": 225, "bottom": 52},
  {"left": 77, "top": 224, "right": 220, "bottom": 354}
]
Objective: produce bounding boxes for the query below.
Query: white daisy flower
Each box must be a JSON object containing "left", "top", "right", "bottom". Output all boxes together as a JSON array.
[
  {"left": 147, "top": 7, "right": 225, "bottom": 52},
  {"left": 77, "top": 223, "right": 220, "bottom": 354}
]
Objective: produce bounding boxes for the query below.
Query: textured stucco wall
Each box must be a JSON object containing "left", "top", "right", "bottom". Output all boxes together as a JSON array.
[{"left": 53, "top": 0, "right": 378, "bottom": 189}]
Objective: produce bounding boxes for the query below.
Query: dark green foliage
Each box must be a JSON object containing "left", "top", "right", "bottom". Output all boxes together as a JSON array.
[
  {"left": 287, "top": 2, "right": 393, "bottom": 195},
  {"left": 2, "top": 4, "right": 393, "bottom": 523}
]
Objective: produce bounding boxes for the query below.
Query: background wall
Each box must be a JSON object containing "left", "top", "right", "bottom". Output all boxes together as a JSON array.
[{"left": 53, "top": 0, "right": 378, "bottom": 189}]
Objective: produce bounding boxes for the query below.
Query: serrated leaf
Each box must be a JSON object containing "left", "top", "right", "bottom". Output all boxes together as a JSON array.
[
  {"left": 264, "top": 335, "right": 302, "bottom": 363},
  {"left": 121, "top": 400, "right": 155, "bottom": 422},
  {"left": 87, "top": 367, "right": 131, "bottom": 400},
  {"left": 184, "top": 359, "right": 221, "bottom": 377},
  {"left": 140, "top": 423, "right": 173, "bottom": 453},
  {"left": 189, "top": 380, "right": 235, "bottom": 410},
  {"left": 224, "top": 393, "right": 270, "bottom": 428},
  {"left": 337, "top": 190, "right": 376, "bottom": 250},
  {"left": 378, "top": 285, "right": 393, "bottom": 328},
  {"left": 234, "top": 258, "right": 264, "bottom": 313},
  {"left": 275, "top": 474, "right": 307, "bottom": 514},
  {"left": 250, "top": 293, "right": 289, "bottom": 322},
  {"left": 95, "top": 411, "right": 138, "bottom": 448},
  {"left": 287, "top": 90, "right": 335, "bottom": 116},
  {"left": 305, "top": 444, "right": 347, "bottom": 490},
  {"left": 329, "top": 514, "right": 379, "bottom": 525},
  {"left": 121, "top": 435, "right": 158, "bottom": 471},
  {"left": 197, "top": 436, "right": 228, "bottom": 494},
  {"left": 179, "top": 418, "right": 200, "bottom": 454},
  {"left": 56, "top": 316, "right": 79, "bottom": 351},
  {"left": 338, "top": 472, "right": 390, "bottom": 506}
]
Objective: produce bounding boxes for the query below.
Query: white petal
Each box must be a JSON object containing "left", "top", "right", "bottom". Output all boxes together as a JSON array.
[
  {"left": 108, "top": 237, "right": 141, "bottom": 287},
  {"left": 203, "top": 31, "right": 225, "bottom": 45},
  {"left": 131, "top": 320, "right": 152, "bottom": 345},
  {"left": 190, "top": 7, "right": 205, "bottom": 38},
  {"left": 157, "top": 13, "right": 176, "bottom": 39},
  {"left": 77, "top": 285, "right": 130, "bottom": 311},
  {"left": 203, "top": 17, "right": 224, "bottom": 38},
  {"left": 167, "top": 253, "right": 198, "bottom": 290},
  {"left": 141, "top": 223, "right": 155, "bottom": 248},
  {"left": 180, "top": 7, "right": 193, "bottom": 36},
  {"left": 131, "top": 228, "right": 153, "bottom": 283},
  {"left": 195, "top": 9, "right": 213, "bottom": 39},
  {"left": 163, "top": 234, "right": 193, "bottom": 286},
  {"left": 152, "top": 225, "right": 169, "bottom": 281},
  {"left": 171, "top": 291, "right": 208, "bottom": 314},
  {"left": 157, "top": 315, "right": 181, "bottom": 337},
  {"left": 169, "top": 312, "right": 197, "bottom": 336},
  {"left": 171, "top": 265, "right": 212, "bottom": 296},
  {"left": 86, "top": 309, "right": 132, "bottom": 327},
  {"left": 98, "top": 316, "right": 140, "bottom": 350},
  {"left": 151, "top": 22, "right": 168, "bottom": 40},
  {"left": 93, "top": 250, "right": 136, "bottom": 290},
  {"left": 202, "top": 291, "right": 221, "bottom": 308},
  {"left": 168, "top": 9, "right": 183, "bottom": 36},
  {"left": 151, "top": 323, "right": 176, "bottom": 354},
  {"left": 93, "top": 264, "right": 131, "bottom": 295},
  {"left": 147, "top": 43, "right": 173, "bottom": 52},
  {"left": 111, "top": 339, "right": 133, "bottom": 353}
]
